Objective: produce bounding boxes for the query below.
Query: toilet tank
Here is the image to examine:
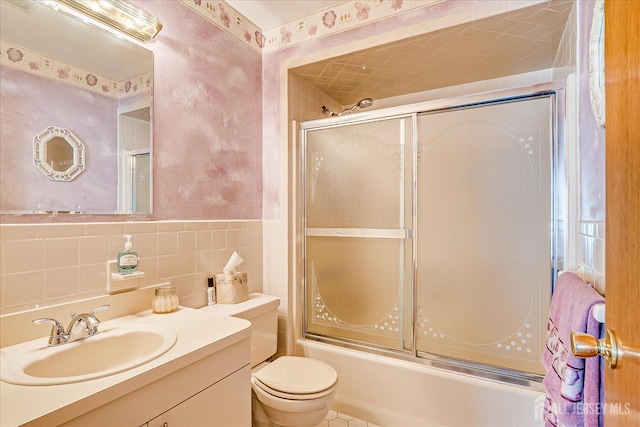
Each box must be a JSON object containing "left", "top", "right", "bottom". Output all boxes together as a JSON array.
[{"left": 206, "top": 293, "right": 280, "bottom": 367}]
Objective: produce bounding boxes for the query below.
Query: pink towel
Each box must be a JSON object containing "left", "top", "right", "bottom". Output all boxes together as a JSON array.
[{"left": 541, "top": 272, "right": 605, "bottom": 427}]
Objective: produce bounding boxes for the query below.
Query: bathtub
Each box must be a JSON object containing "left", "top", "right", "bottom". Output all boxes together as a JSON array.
[{"left": 300, "top": 340, "right": 545, "bottom": 427}]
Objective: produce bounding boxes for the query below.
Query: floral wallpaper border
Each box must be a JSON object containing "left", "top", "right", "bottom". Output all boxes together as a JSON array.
[
  {"left": 0, "top": 41, "right": 151, "bottom": 100},
  {"left": 180, "top": 0, "right": 444, "bottom": 53}
]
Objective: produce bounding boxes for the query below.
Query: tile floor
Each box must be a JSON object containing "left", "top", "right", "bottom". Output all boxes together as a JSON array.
[{"left": 314, "top": 410, "right": 381, "bottom": 427}]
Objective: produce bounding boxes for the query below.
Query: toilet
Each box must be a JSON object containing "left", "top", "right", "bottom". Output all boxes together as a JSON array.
[{"left": 205, "top": 293, "right": 338, "bottom": 427}]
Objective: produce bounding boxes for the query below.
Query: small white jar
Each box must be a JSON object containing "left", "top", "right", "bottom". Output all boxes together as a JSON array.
[{"left": 152, "top": 286, "right": 179, "bottom": 313}]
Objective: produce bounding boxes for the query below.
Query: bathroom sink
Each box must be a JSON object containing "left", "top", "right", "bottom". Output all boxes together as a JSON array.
[{"left": 0, "top": 324, "right": 177, "bottom": 386}]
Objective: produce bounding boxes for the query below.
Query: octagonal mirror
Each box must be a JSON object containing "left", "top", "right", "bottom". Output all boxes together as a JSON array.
[{"left": 33, "top": 126, "right": 85, "bottom": 181}]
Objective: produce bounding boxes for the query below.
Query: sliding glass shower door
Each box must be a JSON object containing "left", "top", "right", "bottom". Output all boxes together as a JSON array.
[
  {"left": 304, "top": 116, "right": 413, "bottom": 350},
  {"left": 415, "top": 97, "right": 553, "bottom": 375},
  {"left": 301, "top": 88, "right": 561, "bottom": 378}
]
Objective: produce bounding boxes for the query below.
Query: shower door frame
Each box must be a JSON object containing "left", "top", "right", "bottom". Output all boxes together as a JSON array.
[
  {"left": 298, "top": 81, "right": 567, "bottom": 387},
  {"left": 300, "top": 114, "right": 416, "bottom": 355}
]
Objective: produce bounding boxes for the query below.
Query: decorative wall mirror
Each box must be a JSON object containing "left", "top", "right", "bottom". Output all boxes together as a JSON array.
[
  {"left": 33, "top": 126, "right": 85, "bottom": 181},
  {"left": 0, "top": 0, "right": 153, "bottom": 215}
]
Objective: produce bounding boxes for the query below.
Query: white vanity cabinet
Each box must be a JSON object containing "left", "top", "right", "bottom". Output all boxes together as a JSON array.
[
  {"left": 145, "top": 366, "right": 250, "bottom": 427},
  {"left": 60, "top": 339, "right": 251, "bottom": 427}
]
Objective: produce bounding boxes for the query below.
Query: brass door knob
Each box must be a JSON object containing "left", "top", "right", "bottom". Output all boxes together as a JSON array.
[{"left": 571, "top": 329, "right": 619, "bottom": 368}]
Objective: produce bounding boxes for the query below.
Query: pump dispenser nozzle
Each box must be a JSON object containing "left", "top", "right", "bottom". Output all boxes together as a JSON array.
[{"left": 124, "top": 235, "right": 133, "bottom": 250}]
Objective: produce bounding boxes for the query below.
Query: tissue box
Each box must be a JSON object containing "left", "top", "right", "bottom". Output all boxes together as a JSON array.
[{"left": 214, "top": 272, "right": 249, "bottom": 304}]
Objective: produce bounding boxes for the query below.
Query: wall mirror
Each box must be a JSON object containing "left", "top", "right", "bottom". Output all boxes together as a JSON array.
[
  {"left": 33, "top": 126, "right": 85, "bottom": 181},
  {"left": 0, "top": 0, "right": 153, "bottom": 215}
]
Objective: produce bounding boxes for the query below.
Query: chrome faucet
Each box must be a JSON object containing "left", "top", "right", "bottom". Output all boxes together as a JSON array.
[{"left": 33, "top": 305, "right": 110, "bottom": 347}]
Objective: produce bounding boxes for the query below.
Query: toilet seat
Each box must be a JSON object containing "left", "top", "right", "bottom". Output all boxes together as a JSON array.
[
  {"left": 253, "top": 356, "right": 338, "bottom": 401},
  {"left": 253, "top": 377, "right": 336, "bottom": 400}
]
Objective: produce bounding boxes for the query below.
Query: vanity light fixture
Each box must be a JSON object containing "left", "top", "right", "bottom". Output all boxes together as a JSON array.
[{"left": 41, "top": 0, "right": 163, "bottom": 42}]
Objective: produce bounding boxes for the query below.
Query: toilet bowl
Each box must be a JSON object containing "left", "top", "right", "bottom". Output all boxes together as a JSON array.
[
  {"left": 251, "top": 356, "right": 337, "bottom": 427},
  {"left": 203, "top": 294, "right": 338, "bottom": 427}
]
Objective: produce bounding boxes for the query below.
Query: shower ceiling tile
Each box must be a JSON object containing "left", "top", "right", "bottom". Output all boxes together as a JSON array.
[
  {"left": 532, "top": 7, "right": 575, "bottom": 28},
  {"left": 526, "top": 25, "right": 558, "bottom": 41},
  {"left": 348, "top": 52, "right": 376, "bottom": 62},
  {"left": 458, "top": 27, "right": 502, "bottom": 45},
  {"left": 505, "top": 6, "right": 546, "bottom": 23},
  {"left": 509, "top": 21, "right": 542, "bottom": 36},
  {"left": 313, "top": 76, "right": 335, "bottom": 85},
  {"left": 386, "top": 43, "right": 423, "bottom": 55},
  {"left": 290, "top": 0, "right": 573, "bottom": 106},
  {"left": 300, "top": 64, "right": 327, "bottom": 75},
  {"left": 471, "top": 17, "right": 519, "bottom": 34}
]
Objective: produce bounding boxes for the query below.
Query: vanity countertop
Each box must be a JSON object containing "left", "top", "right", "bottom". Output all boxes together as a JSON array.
[{"left": 0, "top": 307, "right": 251, "bottom": 427}]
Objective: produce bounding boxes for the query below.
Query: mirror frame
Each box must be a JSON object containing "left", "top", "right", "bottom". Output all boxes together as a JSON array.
[{"left": 33, "top": 126, "right": 85, "bottom": 181}]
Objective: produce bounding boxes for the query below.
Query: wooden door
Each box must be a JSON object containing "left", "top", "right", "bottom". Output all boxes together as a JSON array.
[{"left": 604, "top": 0, "right": 640, "bottom": 425}]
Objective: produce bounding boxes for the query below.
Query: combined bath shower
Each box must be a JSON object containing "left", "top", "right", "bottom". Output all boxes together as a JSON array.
[{"left": 322, "top": 98, "right": 373, "bottom": 117}]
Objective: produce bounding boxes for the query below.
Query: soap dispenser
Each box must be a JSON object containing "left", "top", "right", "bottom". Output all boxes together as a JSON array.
[{"left": 117, "top": 235, "right": 139, "bottom": 274}]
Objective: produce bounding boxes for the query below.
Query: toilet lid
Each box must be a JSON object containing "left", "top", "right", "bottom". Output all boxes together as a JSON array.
[{"left": 254, "top": 356, "right": 337, "bottom": 395}]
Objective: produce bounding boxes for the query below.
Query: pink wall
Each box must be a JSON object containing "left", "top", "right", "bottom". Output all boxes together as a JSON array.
[
  {"left": 0, "top": 66, "right": 118, "bottom": 213},
  {"left": 141, "top": 0, "right": 263, "bottom": 220}
]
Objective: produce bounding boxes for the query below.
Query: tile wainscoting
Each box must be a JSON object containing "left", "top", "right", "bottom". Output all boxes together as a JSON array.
[{"left": 0, "top": 220, "right": 263, "bottom": 315}]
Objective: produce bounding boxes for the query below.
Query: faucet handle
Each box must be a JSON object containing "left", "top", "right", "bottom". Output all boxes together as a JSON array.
[
  {"left": 90, "top": 304, "right": 110, "bottom": 318},
  {"left": 70, "top": 304, "right": 110, "bottom": 321},
  {"left": 84, "top": 305, "right": 110, "bottom": 335},
  {"left": 33, "top": 318, "right": 67, "bottom": 346},
  {"left": 33, "top": 317, "right": 65, "bottom": 333}
]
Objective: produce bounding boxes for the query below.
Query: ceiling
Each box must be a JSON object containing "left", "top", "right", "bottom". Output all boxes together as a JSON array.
[
  {"left": 225, "top": 0, "right": 343, "bottom": 29},
  {"left": 289, "top": 0, "right": 573, "bottom": 106}
]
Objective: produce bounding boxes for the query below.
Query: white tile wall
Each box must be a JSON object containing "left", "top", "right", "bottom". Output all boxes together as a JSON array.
[
  {"left": 267, "top": 75, "right": 344, "bottom": 355},
  {"left": 120, "top": 115, "right": 150, "bottom": 151},
  {"left": 262, "top": 220, "right": 288, "bottom": 356},
  {"left": 576, "top": 221, "right": 606, "bottom": 295},
  {"left": 289, "top": 73, "right": 343, "bottom": 122},
  {"left": 0, "top": 220, "right": 263, "bottom": 315}
]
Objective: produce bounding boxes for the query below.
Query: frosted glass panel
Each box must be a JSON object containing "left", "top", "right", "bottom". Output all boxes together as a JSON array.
[
  {"left": 416, "top": 97, "right": 552, "bottom": 374},
  {"left": 306, "top": 117, "right": 411, "bottom": 229},
  {"left": 304, "top": 116, "right": 412, "bottom": 350},
  {"left": 306, "top": 237, "right": 409, "bottom": 349}
]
